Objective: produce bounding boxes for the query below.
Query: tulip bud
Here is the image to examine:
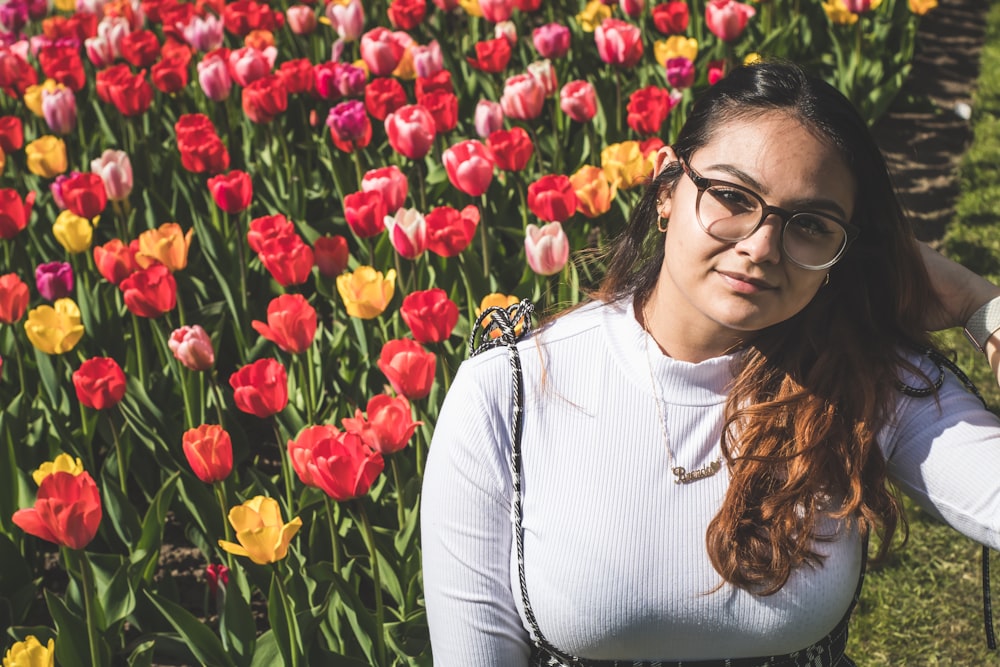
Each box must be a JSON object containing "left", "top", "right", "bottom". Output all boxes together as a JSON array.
[
  {"left": 182, "top": 424, "right": 233, "bottom": 483},
  {"left": 525, "top": 221, "right": 570, "bottom": 276},
  {"left": 169, "top": 325, "right": 215, "bottom": 371},
  {"left": 474, "top": 100, "right": 504, "bottom": 138}
]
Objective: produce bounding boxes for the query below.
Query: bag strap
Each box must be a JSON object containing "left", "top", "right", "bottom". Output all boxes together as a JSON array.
[{"left": 897, "top": 348, "right": 996, "bottom": 650}]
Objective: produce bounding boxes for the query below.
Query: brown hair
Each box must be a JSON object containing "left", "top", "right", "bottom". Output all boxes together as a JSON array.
[{"left": 595, "top": 62, "right": 940, "bottom": 594}]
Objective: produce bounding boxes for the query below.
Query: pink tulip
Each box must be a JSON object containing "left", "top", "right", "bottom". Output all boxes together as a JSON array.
[
  {"left": 474, "top": 100, "right": 504, "bottom": 138},
  {"left": 532, "top": 23, "right": 571, "bottom": 59},
  {"left": 479, "top": 0, "right": 514, "bottom": 22},
  {"left": 560, "top": 80, "right": 598, "bottom": 122},
  {"left": 169, "top": 325, "right": 215, "bottom": 371},
  {"left": 228, "top": 46, "right": 276, "bottom": 87},
  {"left": 442, "top": 140, "right": 495, "bottom": 197},
  {"left": 843, "top": 0, "right": 874, "bottom": 12},
  {"left": 84, "top": 35, "right": 115, "bottom": 68},
  {"left": 412, "top": 40, "right": 443, "bottom": 78},
  {"left": 619, "top": 0, "right": 644, "bottom": 19},
  {"left": 286, "top": 5, "right": 317, "bottom": 34},
  {"left": 181, "top": 14, "right": 225, "bottom": 52},
  {"left": 384, "top": 207, "right": 428, "bottom": 259},
  {"left": 326, "top": 0, "right": 365, "bottom": 42},
  {"left": 197, "top": 54, "right": 232, "bottom": 102},
  {"left": 527, "top": 59, "right": 557, "bottom": 97},
  {"left": 360, "top": 28, "right": 405, "bottom": 77},
  {"left": 90, "top": 149, "right": 133, "bottom": 202},
  {"left": 704, "top": 0, "right": 755, "bottom": 42},
  {"left": 494, "top": 20, "right": 517, "bottom": 45},
  {"left": 97, "top": 16, "right": 130, "bottom": 58},
  {"left": 500, "top": 73, "right": 545, "bottom": 121},
  {"left": 362, "top": 165, "right": 409, "bottom": 212},
  {"left": 42, "top": 87, "right": 76, "bottom": 136},
  {"left": 524, "top": 221, "right": 569, "bottom": 276},
  {"left": 666, "top": 56, "right": 695, "bottom": 89},
  {"left": 385, "top": 104, "right": 436, "bottom": 160},
  {"left": 594, "top": 18, "right": 644, "bottom": 68}
]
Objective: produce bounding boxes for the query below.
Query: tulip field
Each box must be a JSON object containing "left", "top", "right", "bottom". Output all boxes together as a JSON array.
[{"left": 0, "top": 0, "right": 937, "bottom": 664}]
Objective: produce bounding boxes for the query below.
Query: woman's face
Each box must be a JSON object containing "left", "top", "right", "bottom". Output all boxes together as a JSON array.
[{"left": 652, "top": 111, "right": 856, "bottom": 356}]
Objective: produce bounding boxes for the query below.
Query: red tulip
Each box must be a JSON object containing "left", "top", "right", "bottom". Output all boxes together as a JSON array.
[
  {"left": 120, "top": 264, "right": 178, "bottom": 318},
  {"left": 208, "top": 170, "right": 254, "bottom": 214},
  {"left": 314, "top": 235, "right": 350, "bottom": 279},
  {"left": 360, "top": 27, "right": 405, "bottom": 76},
  {"left": 169, "top": 325, "right": 216, "bottom": 371},
  {"left": 151, "top": 53, "right": 191, "bottom": 93},
  {"left": 487, "top": 128, "right": 534, "bottom": 172},
  {"left": 72, "top": 357, "right": 127, "bottom": 410},
  {"left": 420, "top": 90, "right": 459, "bottom": 134},
  {"left": 241, "top": 74, "right": 288, "bottom": 124},
  {"left": 385, "top": 104, "right": 436, "bottom": 160},
  {"left": 560, "top": 80, "right": 598, "bottom": 123},
  {"left": 466, "top": 38, "right": 511, "bottom": 74},
  {"left": 38, "top": 45, "right": 86, "bottom": 92},
  {"left": 342, "top": 394, "right": 422, "bottom": 455},
  {"left": 627, "top": 85, "right": 673, "bottom": 136},
  {"left": 388, "top": 0, "right": 426, "bottom": 30},
  {"left": 108, "top": 69, "right": 154, "bottom": 117},
  {"left": 182, "top": 424, "right": 233, "bottom": 483},
  {"left": 400, "top": 288, "right": 459, "bottom": 343},
  {"left": 377, "top": 338, "right": 436, "bottom": 400},
  {"left": 652, "top": 1, "right": 690, "bottom": 34},
  {"left": 594, "top": 18, "right": 644, "bottom": 68},
  {"left": 60, "top": 172, "right": 107, "bottom": 220},
  {"left": 415, "top": 70, "right": 453, "bottom": 103},
  {"left": 222, "top": 0, "right": 284, "bottom": 37},
  {"left": 361, "top": 166, "right": 408, "bottom": 212},
  {"left": 247, "top": 213, "right": 296, "bottom": 254},
  {"left": 0, "top": 189, "right": 35, "bottom": 240},
  {"left": 527, "top": 174, "right": 579, "bottom": 223},
  {"left": 0, "top": 116, "right": 23, "bottom": 154},
  {"left": 120, "top": 28, "right": 161, "bottom": 67},
  {"left": 229, "top": 358, "right": 288, "bottom": 418},
  {"left": 425, "top": 205, "right": 479, "bottom": 257},
  {"left": 12, "top": 471, "right": 102, "bottom": 550},
  {"left": 252, "top": 294, "right": 317, "bottom": 354},
  {"left": 705, "top": 0, "right": 755, "bottom": 42},
  {"left": 344, "top": 190, "right": 388, "bottom": 238},
  {"left": 500, "top": 73, "right": 545, "bottom": 121},
  {"left": 0, "top": 273, "right": 30, "bottom": 324},
  {"left": 287, "top": 426, "right": 383, "bottom": 501},
  {"left": 257, "top": 234, "right": 315, "bottom": 287},
  {"left": 442, "top": 140, "right": 495, "bottom": 197},
  {"left": 364, "top": 77, "right": 409, "bottom": 121}
]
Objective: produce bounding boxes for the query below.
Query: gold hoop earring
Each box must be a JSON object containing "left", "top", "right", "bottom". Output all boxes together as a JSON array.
[
  {"left": 823, "top": 273, "right": 830, "bottom": 286},
  {"left": 657, "top": 216, "right": 668, "bottom": 233}
]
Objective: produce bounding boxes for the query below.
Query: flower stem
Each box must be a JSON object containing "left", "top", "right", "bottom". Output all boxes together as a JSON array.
[
  {"left": 108, "top": 411, "right": 127, "bottom": 496},
  {"left": 357, "top": 500, "right": 386, "bottom": 667},
  {"left": 323, "top": 495, "right": 341, "bottom": 573},
  {"left": 76, "top": 549, "right": 103, "bottom": 667},
  {"left": 391, "top": 456, "right": 405, "bottom": 532},
  {"left": 273, "top": 420, "right": 294, "bottom": 514},
  {"left": 478, "top": 196, "right": 490, "bottom": 278},
  {"left": 273, "top": 566, "right": 302, "bottom": 667},
  {"left": 214, "top": 481, "right": 235, "bottom": 570}
]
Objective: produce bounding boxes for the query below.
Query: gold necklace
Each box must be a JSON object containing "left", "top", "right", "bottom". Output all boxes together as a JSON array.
[{"left": 642, "top": 313, "right": 723, "bottom": 485}]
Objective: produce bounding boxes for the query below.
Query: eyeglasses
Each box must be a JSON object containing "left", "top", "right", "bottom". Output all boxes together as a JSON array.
[{"left": 679, "top": 158, "right": 860, "bottom": 271}]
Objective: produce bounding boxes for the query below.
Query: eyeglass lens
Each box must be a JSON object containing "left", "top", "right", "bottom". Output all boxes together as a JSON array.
[{"left": 697, "top": 185, "right": 848, "bottom": 269}]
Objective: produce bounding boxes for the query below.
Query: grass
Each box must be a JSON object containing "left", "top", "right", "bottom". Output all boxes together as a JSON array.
[{"left": 845, "top": 4, "right": 1000, "bottom": 663}]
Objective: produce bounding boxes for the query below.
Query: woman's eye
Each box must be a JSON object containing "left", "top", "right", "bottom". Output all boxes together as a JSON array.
[
  {"left": 707, "top": 186, "right": 755, "bottom": 212},
  {"left": 789, "top": 215, "right": 836, "bottom": 237}
]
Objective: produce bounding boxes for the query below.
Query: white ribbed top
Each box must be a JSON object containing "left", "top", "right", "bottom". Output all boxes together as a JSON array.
[{"left": 421, "top": 298, "right": 1000, "bottom": 666}]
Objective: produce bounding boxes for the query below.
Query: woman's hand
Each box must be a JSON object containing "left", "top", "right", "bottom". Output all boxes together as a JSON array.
[{"left": 917, "top": 241, "right": 1000, "bottom": 331}]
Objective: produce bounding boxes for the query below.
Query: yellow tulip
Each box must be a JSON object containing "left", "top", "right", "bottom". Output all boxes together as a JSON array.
[
  {"left": 654, "top": 36, "right": 698, "bottom": 67},
  {"left": 53, "top": 0, "right": 74, "bottom": 10},
  {"left": 476, "top": 293, "right": 521, "bottom": 338},
  {"left": 135, "top": 222, "right": 194, "bottom": 272},
  {"left": 24, "top": 298, "right": 84, "bottom": 355},
  {"left": 218, "top": 496, "right": 302, "bottom": 564},
  {"left": 32, "top": 454, "right": 85, "bottom": 485},
  {"left": 575, "top": 0, "right": 612, "bottom": 32},
  {"left": 53, "top": 210, "right": 94, "bottom": 254},
  {"left": 570, "top": 165, "right": 616, "bottom": 219},
  {"left": 743, "top": 52, "right": 762, "bottom": 66},
  {"left": 336, "top": 266, "right": 396, "bottom": 319},
  {"left": 23, "top": 79, "right": 62, "bottom": 118},
  {"left": 601, "top": 141, "right": 649, "bottom": 191},
  {"left": 2, "top": 635, "right": 55, "bottom": 667},
  {"left": 822, "top": 0, "right": 857, "bottom": 23},
  {"left": 392, "top": 46, "right": 416, "bottom": 81},
  {"left": 25, "top": 136, "right": 68, "bottom": 179},
  {"left": 458, "top": 0, "right": 483, "bottom": 17},
  {"left": 908, "top": 0, "right": 936, "bottom": 13}
]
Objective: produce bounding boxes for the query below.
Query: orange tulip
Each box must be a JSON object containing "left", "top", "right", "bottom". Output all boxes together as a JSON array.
[
  {"left": 12, "top": 470, "right": 102, "bottom": 549},
  {"left": 135, "top": 222, "right": 194, "bottom": 271},
  {"left": 570, "top": 165, "right": 616, "bottom": 219}
]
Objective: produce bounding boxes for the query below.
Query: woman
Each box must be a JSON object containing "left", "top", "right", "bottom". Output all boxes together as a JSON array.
[{"left": 421, "top": 61, "right": 1000, "bottom": 666}]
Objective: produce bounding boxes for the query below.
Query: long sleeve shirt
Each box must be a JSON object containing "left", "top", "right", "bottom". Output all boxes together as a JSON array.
[{"left": 421, "top": 298, "right": 1000, "bottom": 665}]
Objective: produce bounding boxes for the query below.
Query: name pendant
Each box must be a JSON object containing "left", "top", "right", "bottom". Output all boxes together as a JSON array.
[{"left": 672, "top": 460, "right": 722, "bottom": 484}]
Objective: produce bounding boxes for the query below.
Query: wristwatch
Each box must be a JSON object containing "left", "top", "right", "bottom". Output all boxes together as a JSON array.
[{"left": 963, "top": 296, "right": 1000, "bottom": 352}]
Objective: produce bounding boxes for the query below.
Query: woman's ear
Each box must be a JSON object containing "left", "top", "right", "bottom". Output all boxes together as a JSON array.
[{"left": 653, "top": 145, "right": 678, "bottom": 219}]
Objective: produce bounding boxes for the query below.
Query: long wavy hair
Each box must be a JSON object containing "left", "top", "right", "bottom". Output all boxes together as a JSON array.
[{"left": 595, "top": 62, "right": 940, "bottom": 594}]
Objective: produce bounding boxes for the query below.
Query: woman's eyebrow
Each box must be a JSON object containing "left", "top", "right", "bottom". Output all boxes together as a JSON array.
[{"left": 703, "top": 163, "right": 850, "bottom": 220}]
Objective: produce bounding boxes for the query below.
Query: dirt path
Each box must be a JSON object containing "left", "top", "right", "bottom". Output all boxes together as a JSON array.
[{"left": 871, "top": 0, "right": 988, "bottom": 241}]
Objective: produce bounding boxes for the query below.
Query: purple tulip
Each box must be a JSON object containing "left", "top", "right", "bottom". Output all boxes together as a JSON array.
[
  {"left": 35, "top": 261, "right": 74, "bottom": 301},
  {"left": 327, "top": 100, "right": 369, "bottom": 143}
]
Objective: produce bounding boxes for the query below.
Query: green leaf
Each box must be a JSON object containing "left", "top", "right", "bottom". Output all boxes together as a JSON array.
[
  {"left": 144, "top": 590, "right": 236, "bottom": 667},
  {"left": 267, "top": 574, "right": 303, "bottom": 667},
  {"left": 219, "top": 576, "right": 256, "bottom": 667},
  {"left": 131, "top": 473, "right": 180, "bottom": 584},
  {"left": 95, "top": 558, "right": 136, "bottom": 631},
  {"left": 45, "top": 590, "right": 96, "bottom": 667},
  {"left": 249, "top": 630, "right": 282, "bottom": 667},
  {"left": 127, "top": 639, "right": 156, "bottom": 667},
  {"left": 0, "top": 533, "right": 36, "bottom": 625},
  {"left": 101, "top": 470, "right": 142, "bottom": 547}
]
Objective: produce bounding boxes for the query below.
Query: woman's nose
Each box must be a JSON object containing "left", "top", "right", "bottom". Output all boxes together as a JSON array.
[{"left": 733, "top": 214, "right": 782, "bottom": 264}]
